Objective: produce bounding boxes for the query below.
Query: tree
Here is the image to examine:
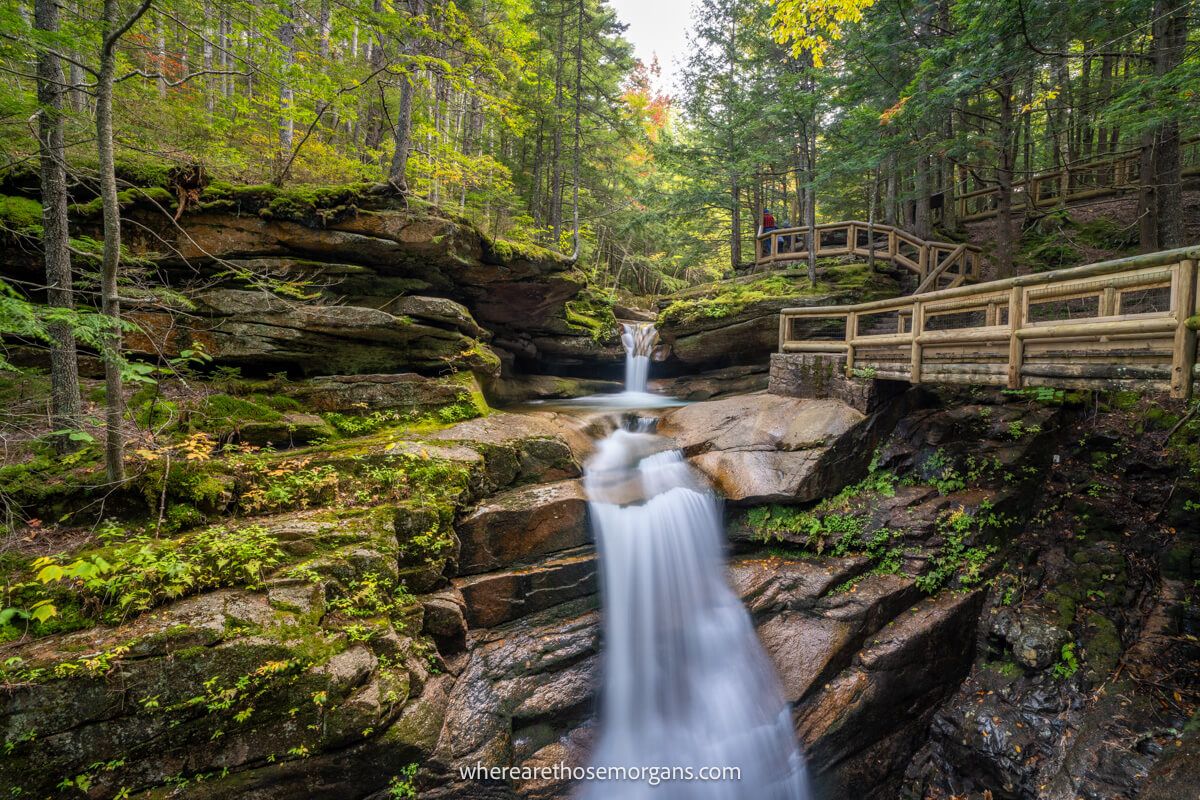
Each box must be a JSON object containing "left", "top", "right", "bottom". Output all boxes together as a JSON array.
[
  {"left": 34, "top": 0, "right": 83, "bottom": 452},
  {"left": 96, "top": 0, "right": 153, "bottom": 482}
]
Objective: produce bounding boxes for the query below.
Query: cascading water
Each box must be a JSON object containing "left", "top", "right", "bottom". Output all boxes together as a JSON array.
[
  {"left": 577, "top": 339, "right": 810, "bottom": 798},
  {"left": 620, "top": 322, "right": 658, "bottom": 395}
]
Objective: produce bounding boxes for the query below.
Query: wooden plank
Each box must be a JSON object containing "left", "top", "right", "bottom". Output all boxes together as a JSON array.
[
  {"left": 845, "top": 311, "right": 859, "bottom": 377},
  {"left": 1007, "top": 286, "right": 1024, "bottom": 389},
  {"left": 1171, "top": 258, "right": 1198, "bottom": 399},
  {"left": 911, "top": 301, "right": 926, "bottom": 384}
]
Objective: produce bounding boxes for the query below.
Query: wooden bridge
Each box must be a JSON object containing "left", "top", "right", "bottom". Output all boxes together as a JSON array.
[
  {"left": 778, "top": 246, "right": 1200, "bottom": 400},
  {"left": 755, "top": 221, "right": 984, "bottom": 292},
  {"left": 956, "top": 135, "right": 1200, "bottom": 222}
]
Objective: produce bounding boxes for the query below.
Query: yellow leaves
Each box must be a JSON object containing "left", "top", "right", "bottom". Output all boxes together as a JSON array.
[
  {"left": 1021, "top": 88, "right": 1060, "bottom": 114},
  {"left": 134, "top": 448, "right": 161, "bottom": 462},
  {"left": 770, "top": 0, "right": 878, "bottom": 66},
  {"left": 880, "top": 96, "right": 910, "bottom": 126},
  {"left": 180, "top": 432, "right": 216, "bottom": 462}
]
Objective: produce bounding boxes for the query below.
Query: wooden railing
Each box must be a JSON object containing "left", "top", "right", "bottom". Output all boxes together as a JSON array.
[
  {"left": 754, "top": 220, "right": 983, "bottom": 291},
  {"left": 778, "top": 246, "right": 1200, "bottom": 399},
  {"left": 956, "top": 135, "right": 1200, "bottom": 222}
]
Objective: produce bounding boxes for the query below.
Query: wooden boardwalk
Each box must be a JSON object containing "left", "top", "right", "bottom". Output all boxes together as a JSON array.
[
  {"left": 779, "top": 246, "right": 1200, "bottom": 400},
  {"left": 755, "top": 221, "right": 983, "bottom": 293},
  {"left": 956, "top": 135, "right": 1200, "bottom": 222}
]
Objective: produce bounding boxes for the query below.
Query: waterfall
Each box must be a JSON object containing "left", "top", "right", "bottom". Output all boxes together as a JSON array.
[
  {"left": 579, "top": 426, "right": 811, "bottom": 800},
  {"left": 620, "top": 322, "right": 658, "bottom": 394}
]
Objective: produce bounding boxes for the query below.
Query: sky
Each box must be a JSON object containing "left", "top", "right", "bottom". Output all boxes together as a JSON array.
[{"left": 607, "top": 0, "right": 695, "bottom": 96}]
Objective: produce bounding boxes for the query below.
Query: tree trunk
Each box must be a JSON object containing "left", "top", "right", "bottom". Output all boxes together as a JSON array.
[
  {"left": 1152, "top": 0, "right": 1188, "bottom": 249},
  {"left": 97, "top": 0, "right": 151, "bottom": 483},
  {"left": 730, "top": 176, "right": 741, "bottom": 269},
  {"left": 362, "top": 0, "right": 387, "bottom": 153},
  {"left": 549, "top": 2, "right": 566, "bottom": 245},
  {"left": 569, "top": 0, "right": 583, "bottom": 259},
  {"left": 994, "top": 77, "right": 1016, "bottom": 278},
  {"left": 806, "top": 121, "right": 817, "bottom": 284},
  {"left": 389, "top": 0, "right": 425, "bottom": 190},
  {"left": 277, "top": 2, "right": 296, "bottom": 175},
  {"left": 1138, "top": 130, "right": 1158, "bottom": 250},
  {"left": 35, "top": 0, "right": 83, "bottom": 453}
]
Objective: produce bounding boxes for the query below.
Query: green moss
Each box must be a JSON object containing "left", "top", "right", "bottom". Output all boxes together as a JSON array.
[
  {"left": 564, "top": 287, "right": 619, "bottom": 342},
  {"left": 0, "top": 195, "right": 43, "bottom": 232},
  {"left": 197, "top": 182, "right": 371, "bottom": 223},
  {"left": 192, "top": 393, "right": 284, "bottom": 434},
  {"left": 69, "top": 186, "right": 176, "bottom": 218},
  {"left": 660, "top": 263, "right": 880, "bottom": 326}
]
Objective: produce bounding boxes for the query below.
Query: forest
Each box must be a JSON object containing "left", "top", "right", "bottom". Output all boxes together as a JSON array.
[{"left": 1, "top": 0, "right": 1199, "bottom": 798}]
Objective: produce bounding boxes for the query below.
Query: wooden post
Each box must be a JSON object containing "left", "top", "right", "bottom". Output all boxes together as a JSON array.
[
  {"left": 845, "top": 311, "right": 858, "bottom": 377},
  {"left": 1170, "top": 258, "right": 1197, "bottom": 399},
  {"left": 910, "top": 301, "right": 925, "bottom": 384},
  {"left": 888, "top": 229, "right": 897, "bottom": 258},
  {"left": 1101, "top": 285, "right": 1117, "bottom": 317},
  {"left": 1007, "top": 285, "right": 1025, "bottom": 389},
  {"left": 778, "top": 311, "right": 788, "bottom": 353}
]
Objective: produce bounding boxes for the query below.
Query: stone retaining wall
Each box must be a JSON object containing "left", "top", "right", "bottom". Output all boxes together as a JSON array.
[{"left": 768, "top": 352, "right": 906, "bottom": 413}]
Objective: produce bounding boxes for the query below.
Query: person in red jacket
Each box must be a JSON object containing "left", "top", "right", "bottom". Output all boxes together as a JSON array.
[{"left": 761, "top": 208, "right": 777, "bottom": 256}]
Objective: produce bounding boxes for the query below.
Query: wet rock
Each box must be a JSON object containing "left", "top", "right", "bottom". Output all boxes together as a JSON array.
[
  {"left": 383, "top": 295, "right": 489, "bottom": 339},
  {"left": 652, "top": 364, "right": 769, "bottom": 401},
  {"left": 454, "top": 547, "right": 598, "bottom": 628},
  {"left": 990, "top": 608, "right": 1070, "bottom": 670},
  {"left": 424, "top": 411, "right": 592, "bottom": 489},
  {"left": 658, "top": 395, "right": 865, "bottom": 503},
  {"left": 456, "top": 480, "right": 589, "bottom": 575},
  {"left": 486, "top": 374, "right": 623, "bottom": 404}
]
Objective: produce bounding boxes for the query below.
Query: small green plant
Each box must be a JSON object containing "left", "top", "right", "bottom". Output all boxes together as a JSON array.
[
  {"left": 1051, "top": 642, "right": 1079, "bottom": 680},
  {"left": 850, "top": 365, "right": 877, "bottom": 379},
  {"left": 388, "top": 764, "right": 420, "bottom": 799},
  {"left": 914, "top": 506, "right": 998, "bottom": 594},
  {"left": 925, "top": 449, "right": 965, "bottom": 495}
]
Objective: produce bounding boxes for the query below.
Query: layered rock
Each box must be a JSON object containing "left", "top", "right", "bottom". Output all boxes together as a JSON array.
[
  {"left": 653, "top": 266, "right": 900, "bottom": 373},
  {"left": 657, "top": 394, "right": 868, "bottom": 503}
]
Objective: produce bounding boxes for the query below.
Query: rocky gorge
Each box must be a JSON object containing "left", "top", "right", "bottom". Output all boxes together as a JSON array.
[{"left": 1, "top": 194, "right": 1199, "bottom": 800}]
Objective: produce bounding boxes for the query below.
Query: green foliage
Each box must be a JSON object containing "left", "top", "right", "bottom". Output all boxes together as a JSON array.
[
  {"left": 924, "top": 449, "right": 965, "bottom": 495},
  {"left": 388, "top": 764, "right": 420, "bottom": 799},
  {"left": 328, "top": 572, "right": 415, "bottom": 620},
  {"left": 1051, "top": 641, "right": 1080, "bottom": 680},
  {"left": 914, "top": 505, "right": 1001, "bottom": 594},
  {"left": 4, "top": 524, "right": 281, "bottom": 636}
]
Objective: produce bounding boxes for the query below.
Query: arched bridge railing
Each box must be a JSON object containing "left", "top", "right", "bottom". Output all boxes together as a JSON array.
[
  {"left": 778, "top": 246, "right": 1200, "bottom": 400},
  {"left": 755, "top": 221, "right": 983, "bottom": 292},
  {"left": 956, "top": 135, "right": 1200, "bottom": 222}
]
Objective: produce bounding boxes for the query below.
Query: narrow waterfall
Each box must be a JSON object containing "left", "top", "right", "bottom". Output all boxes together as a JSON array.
[
  {"left": 620, "top": 322, "right": 658, "bottom": 395},
  {"left": 579, "top": 426, "right": 811, "bottom": 800}
]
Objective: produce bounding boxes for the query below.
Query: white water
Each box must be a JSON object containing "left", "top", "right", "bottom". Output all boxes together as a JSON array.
[
  {"left": 620, "top": 322, "right": 658, "bottom": 394},
  {"left": 578, "top": 333, "right": 811, "bottom": 799}
]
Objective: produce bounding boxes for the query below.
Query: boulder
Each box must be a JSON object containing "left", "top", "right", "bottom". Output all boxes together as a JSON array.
[
  {"left": 453, "top": 547, "right": 598, "bottom": 628},
  {"left": 128, "top": 288, "right": 500, "bottom": 378},
  {"left": 383, "top": 295, "right": 489, "bottom": 339},
  {"left": 239, "top": 412, "right": 335, "bottom": 447},
  {"left": 652, "top": 364, "right": 769, "bottom": 401},
  {"left": 456, "top": 479, "right": 589, "bottom": 575},
  {"left": 423, "top": 411, "right": 593, "bottom": 488},
  {"left": 284, "top": 372, "right": 482, "bottom": 414},
  {"left": 658, "top": 395, "right": 866, "bottom": 503},
  {"left": 989, "top": 608, "right": 1070, "bottom": 670}
]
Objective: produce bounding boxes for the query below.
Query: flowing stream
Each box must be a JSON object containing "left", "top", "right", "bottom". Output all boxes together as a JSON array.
[
  {"left": 578, "top": 324, "right": 811, "bottom": 799},
  {"left": 619, "top": 322, "right": 658, "bottom": 394}
]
